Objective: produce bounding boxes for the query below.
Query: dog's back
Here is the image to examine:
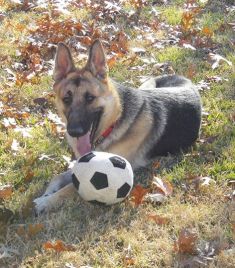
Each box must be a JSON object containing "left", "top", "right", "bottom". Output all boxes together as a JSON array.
[
  {"left": 141, "top": 75, "right": 201, "bottom": 157},
  {"left": 109, "top": 75, "right": 201, "bottom": 167}
]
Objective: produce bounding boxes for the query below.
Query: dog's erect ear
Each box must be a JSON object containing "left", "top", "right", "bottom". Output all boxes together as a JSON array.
[
  {"left": 86, "top": 39, "right": 108, "bottom": 80},
  {"left": 53, "top": 43, "right": 75, "bottom": 81}
]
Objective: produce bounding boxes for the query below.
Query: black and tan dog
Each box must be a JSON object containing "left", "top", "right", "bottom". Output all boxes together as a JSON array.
[{"left": 34, "top": 40, "right": 202, "bottom": 213}]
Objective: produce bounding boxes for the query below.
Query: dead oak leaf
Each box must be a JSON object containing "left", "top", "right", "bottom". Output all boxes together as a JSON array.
[
  {"left": 174, "top": 228, "right": 198, "bottom": 254},
  {"left": 17, "top": 223, "right": 44, "bottom": 237},
  {"left": 107, "top": 56, "right": 117, "bottom": 68},
  {"left": 123, "top": 256, "right": 135, "bottom": 266},
  {"left": 202, "top": 27, "right": 213, "bottom": 37},
  {"left": 147, "top": 214, "right": 170, "bottom": 225},
  {"left": 152, "top": 177, "right": 173, "bottom": 196},
  {"left": 208, "top": 53, "right": 232, "bottom": 69},
  {"left": 28, "top": 223, "right": 44, "bottom": 237},
  {"left": 130, "top": 184, "right": 149, "bottom": 206},
  {"left": 0, "top": 185, "right": 13, "bottom": 199},
  {"left": 123, "top": 243, "right": 135, "bottom": 267},
  {"left": 181, "top": 11, "right": 195, "bottom": 32},
  {"left": 43, "top": 240, "right": 75, "bottom": 252},
  {"left": 186, "top": 176, "right": 215, "bottom": 191},
  {"left": 24, "top": 169, "right": 34, "bottom": 182}
]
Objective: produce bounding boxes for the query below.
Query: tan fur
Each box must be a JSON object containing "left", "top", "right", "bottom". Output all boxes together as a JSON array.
[
  {"left": 94, "top": 79, "right": 122, "bottom": 141},
  {"left": 105, "top": 111, "right": 153, "bottom": 167}
]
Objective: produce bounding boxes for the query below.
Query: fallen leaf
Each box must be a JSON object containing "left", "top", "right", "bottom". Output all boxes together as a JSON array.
[
  {"left": 123, "top": 256, "right": 135, "bottom": 266},
  {"left": 196, "top": 80, "right": 211, "bottom": 91},
  {"left": 2, "top": 117, "right": 17, "bottom": 128},
  {"left": 152, "top": 177, "right": 173, "bottom": 196},
  {"left": 199, "top": 135, "right": 218, "bottom": 144},
  {"left": 145, "top": 193, "right": 167, "bottom": 204},
  {"left": 208, "top": 53, "right": 233, "bottom": 69},
  {"left": 147, "top": 214, "right": 170, "bottom": 225},
  {"left": 107, "top": 55, "right": 117, "bottom": 68},
  {"left": 123, "top": 243, "right": 135, "bottom": 267},
  {"left": 186, "top": 176, "right": 215, "bottom": 191},
  {"left": 201, "top": 176, "right": 215, "bottom": 187},
  {"left": 0, "top": 185, "right": 13, "bottom": 199},
  {"left": 205, "top": 75, "right": 227, "bottom": 83},
  {"left": 43, "top": 240, "right": 75, "bottom": 252},
  {"left": 11, "top": 139, "right": 20, "bottom": 152},
  {"left": 16, "top": 225, "right": 25, "bottom": 236},
  {"left": 130, "top": 185, "right": 149, "bottom": 206},
  {"left": 47, "top": 110, "right": 64, "bottom": 125},
  {"left": 182, "top": 43, "right": 196, "bottom": 50},
  {"left": 14, "top": 126, "right": 32, "bottom": 138},
  {"left": 131, "top": 47, "right": 146, "bottom": 54},
  {"left": 187, "top": 64, "right": 197, "bottom": 79},
  {"left": 16, "top": 223, "right": 44, "bottom": 237},
  {"left": 181, "top": 11, "right": 195, "bottom": 32},
  {"left": 28, "top": 223, "right": 44, "bottom": 237},
  {"left": 202, "top": 27, "right": 213, "bottom": 37},
  {"left": 174, "top": 228, "right": 198, "bottom": 254}
]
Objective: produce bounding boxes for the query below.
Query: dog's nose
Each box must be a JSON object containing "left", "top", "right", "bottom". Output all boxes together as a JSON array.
[{"left": 67, "top": 126, "right": 86, "bottom": 137}]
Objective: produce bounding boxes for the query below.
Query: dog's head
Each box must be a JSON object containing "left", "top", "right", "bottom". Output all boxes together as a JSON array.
[{"left": 53, "top": 40, "right": 121, "bottom": 155}]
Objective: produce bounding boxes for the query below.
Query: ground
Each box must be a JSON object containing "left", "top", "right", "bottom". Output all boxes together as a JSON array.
[{"left": 0, "top": 0, "right": 234, "bottom": 267}]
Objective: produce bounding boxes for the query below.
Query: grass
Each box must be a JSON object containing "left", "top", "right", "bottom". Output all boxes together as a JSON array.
[
  {"left": 0, "top": 0, "right": 235, "bottom": 267},
  {"left": 160, "top": 6, "right": 183, "bottom": 26}
]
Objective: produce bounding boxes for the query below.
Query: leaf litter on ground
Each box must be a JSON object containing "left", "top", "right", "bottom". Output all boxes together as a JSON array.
[
  {"left": 145, "top": 176, "right": 173, "bottom": 204},
  {"left": 43, "top": 240, "right": 75, "bottom": 252},
  {"left": 0, "top": 185, "right": 13, "bottom": 199}
]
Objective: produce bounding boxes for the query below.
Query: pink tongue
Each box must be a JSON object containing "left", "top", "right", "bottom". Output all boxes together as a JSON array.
[{"left": 77, "top": 133, "right": 92, "bottom": 156}]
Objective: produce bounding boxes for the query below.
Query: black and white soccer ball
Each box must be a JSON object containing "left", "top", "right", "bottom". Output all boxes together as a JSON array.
[{"left": 71, "top": 151, "right": 134, "bottom": 205}]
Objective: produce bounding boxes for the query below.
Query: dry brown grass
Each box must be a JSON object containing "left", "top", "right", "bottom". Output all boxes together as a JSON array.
[{"left": 1, "top": 181, "right": 233, "bottom": 267}]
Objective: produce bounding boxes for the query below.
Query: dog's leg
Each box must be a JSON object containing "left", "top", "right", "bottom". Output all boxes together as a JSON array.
[
  {"left": 43, "top": 170, "right": 73, "bottom": 196},
  {"left": 34, "top": 182, "right": 77, "bottom": 214},
  {"left": 33, "top": 170, "right": 74, "bottom": 214}
]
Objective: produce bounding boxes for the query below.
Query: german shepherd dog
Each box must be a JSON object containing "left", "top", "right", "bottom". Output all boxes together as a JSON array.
[{"left": 34, "top": 40, "right": 201, "bottom": 213}]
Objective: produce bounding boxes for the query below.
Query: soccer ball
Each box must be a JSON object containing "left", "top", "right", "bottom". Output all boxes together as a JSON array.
[{"left": 71, "top": 151, "right": 134, "bottom": 205}]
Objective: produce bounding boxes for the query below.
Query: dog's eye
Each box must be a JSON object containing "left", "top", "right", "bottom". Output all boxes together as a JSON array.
[
  {"left": 63, "top": 91, "right": 73, "bottom": 105},
  {"left": 85, "top": 92, "right": 95, "bottom": 104}
]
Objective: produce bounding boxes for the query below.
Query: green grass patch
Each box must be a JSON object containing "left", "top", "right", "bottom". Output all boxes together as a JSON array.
[{"left": 160, "top": 6, "right": 183, "bottom": 26}]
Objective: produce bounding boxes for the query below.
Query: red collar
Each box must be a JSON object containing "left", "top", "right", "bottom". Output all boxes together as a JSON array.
[
  {"left": 93, "top": 122, "right": 116, "bottom": 148},
  {"left": 101, "top": 124, "right": 115, "bottom": 138}
]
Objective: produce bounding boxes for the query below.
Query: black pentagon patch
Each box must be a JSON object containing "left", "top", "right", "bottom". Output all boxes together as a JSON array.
[
  {"left": 78, "top": 152, "right": 96, "bottom": 163},
  {"left": 89, "top": 200, "right": 106, "bottom": 206},
  {"left": 117, "top": 183, "right": 131, "bottom": 198},
  {"left": 72, "top": 173, "right": 80, "bottom": 190},
  {"left": 109, "top": 156, "right": 126, "bottom": 169},
  {"left": 90, "top": 172, "right": 108, "bottom": 190}
]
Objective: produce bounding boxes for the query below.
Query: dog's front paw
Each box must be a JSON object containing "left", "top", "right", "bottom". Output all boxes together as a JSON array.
[{"left": 33, "top": 195, "right": 51, "bottom": 215}]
